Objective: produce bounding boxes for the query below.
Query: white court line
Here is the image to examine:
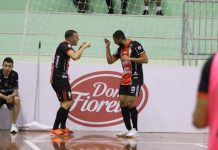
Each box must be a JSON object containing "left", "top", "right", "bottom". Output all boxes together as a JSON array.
[
  {"left": 24, "top": 140, "right": 41, "bottom": 150},
  {"left": 28, "top": 139, "right": 206, "bottom": 146},
  {"left": 195, "top": 144, "right": 208, "bottom": 149}
]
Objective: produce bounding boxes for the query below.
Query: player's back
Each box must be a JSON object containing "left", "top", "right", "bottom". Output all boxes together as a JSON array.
[{"left": 51, "top": 42, "right": 71, "bottom": 83}]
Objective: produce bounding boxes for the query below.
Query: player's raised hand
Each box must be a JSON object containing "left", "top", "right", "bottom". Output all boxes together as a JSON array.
[
  {"left": 80, "top": 42, "right": 87, "bottom": 47},
  {"left": 104, "top": 38, "right": 110, "bottom": 48},
  {"left": 83, "top": 42, "right": 91, "bottom": 48},
  {"left": 85, "top": 42, "right": 91, "bottom": 48}
]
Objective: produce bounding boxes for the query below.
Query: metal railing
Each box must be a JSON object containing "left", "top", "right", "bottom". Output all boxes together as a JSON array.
[{"left": 181, "top": 0, "right": 218, "bottom": 66}]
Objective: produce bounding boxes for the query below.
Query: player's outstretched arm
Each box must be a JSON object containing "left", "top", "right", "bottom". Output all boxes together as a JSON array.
[
  {"left": 67, "top": 42, "right": 91, "bottom": 61},
  {"left": 105, "top": 38, "right": 118, "bottom": 64}
]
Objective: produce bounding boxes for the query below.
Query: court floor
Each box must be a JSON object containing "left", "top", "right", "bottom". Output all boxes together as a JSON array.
[{"left": 0, "top": 130, "right": 208, "bottom": 150}]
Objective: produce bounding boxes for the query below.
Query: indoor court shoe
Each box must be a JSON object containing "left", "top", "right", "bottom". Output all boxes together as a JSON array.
[
  {"left": 125, "top": 128, "right": 139, "bottom": 138},
  {"left": 50, "top": 129, "right": 64, "bottom": 136},
  {"left": 156, "top": 10, "right": 164, "bottom": 16},
  {"left": 10, "top": 124, "right": 18, "bottom": 133},
  {"left": 116, "top": 130, "right": 129, "bottom": 137},
  {"left": 61, "top": 128, "right": 74, "bottom": 136}
]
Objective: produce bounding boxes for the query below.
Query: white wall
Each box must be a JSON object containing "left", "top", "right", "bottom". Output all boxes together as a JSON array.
[{"left": 0, "top": 62, "right": 207, "bottom": 133}]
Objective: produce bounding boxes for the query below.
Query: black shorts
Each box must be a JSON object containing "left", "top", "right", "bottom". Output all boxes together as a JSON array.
[
  {"left": 119, "top": 80, "right": 142, "bottom": 97},
  {"left": 0, "top": 92, "right": 14, "bottom": 110},
  {"left": 51, "top": 79, "right": 72, "bottom": 102}
]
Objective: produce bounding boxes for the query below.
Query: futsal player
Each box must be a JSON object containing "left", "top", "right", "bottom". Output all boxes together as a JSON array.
[
  {"left": 0, "top": 57, "right": 20, "bottom": 133},
  {"left": 50, "top": 30, "right": 91, "bottom": 135},
  {"left": 105, "top": 30, "right": 148, "bottom": 137},
  {"left": 193, "top": 52, "right": 218, "bottom": 150}
]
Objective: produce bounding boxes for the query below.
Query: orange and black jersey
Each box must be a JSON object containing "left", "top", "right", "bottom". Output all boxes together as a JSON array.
[
  {"left": 0, "top": 69, "right": 18, "bottom": 94},
  {"left": 51, "top": 41, "right": 73, "bottom": 84},
  {"left": 113, "top": 40, "right": 145, "bottom": 85}
]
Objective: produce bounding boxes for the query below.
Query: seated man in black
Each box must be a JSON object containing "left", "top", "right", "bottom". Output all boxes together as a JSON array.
[{"left": 0, "top": 57, "right": 20, "bottom": 133}]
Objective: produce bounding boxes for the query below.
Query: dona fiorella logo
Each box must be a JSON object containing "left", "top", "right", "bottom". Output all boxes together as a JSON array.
[{"left": 69, "top": 71, "right": 148, "bottom": 127}]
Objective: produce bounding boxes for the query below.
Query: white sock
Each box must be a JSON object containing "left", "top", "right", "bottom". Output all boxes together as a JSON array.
[
  {"left": 157, "top": 6, "right": 161, "bottom": 11},
  {"left": 144, "top": 6, "right": 149, "bottom": 11}
]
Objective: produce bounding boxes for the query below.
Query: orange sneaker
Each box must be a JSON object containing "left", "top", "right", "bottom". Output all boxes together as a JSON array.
[
  {"left": 60, "top": 128, "right": 74, "bottom": 135},
  {"left": 50, "top": 129, "right": 64, "bottom": 136}
]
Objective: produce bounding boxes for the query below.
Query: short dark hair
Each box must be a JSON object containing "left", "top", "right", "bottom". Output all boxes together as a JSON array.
[
  {"left": 3, "top": 57, "right": 13, "bottom": 65},
  {"left": 65, "top": 30, "right": 77, "bottom": 39},
  {"left": 113, "top": 30, "right": 126, "bottom": 40}
]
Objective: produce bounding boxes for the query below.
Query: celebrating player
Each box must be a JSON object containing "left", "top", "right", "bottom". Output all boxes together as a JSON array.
[
  {"left": 50, "top": 30, "right": 91, "bottom": 136},
  {"left": 105, "top": 30, "right": 148, "bottom": 138}
]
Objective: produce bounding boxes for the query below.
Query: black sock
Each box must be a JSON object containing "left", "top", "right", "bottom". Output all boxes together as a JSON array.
[
  {"left": 121, "top": 0, "right": 128, "bottom": 13},
  {"left": 129, "top": 107, "right": 138, "bottom": 131},
  {"left": 105, "top": 0, "right": 113, "bottom": 10},
  {"left": 61, "top": 108, "right": 70, "bottom": 129},
  {"left": 53, "top": 107, "right": 66, "bottom": 130},
  {"left": 121, "top": 107, "right": 132, "bottom": 130}
]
